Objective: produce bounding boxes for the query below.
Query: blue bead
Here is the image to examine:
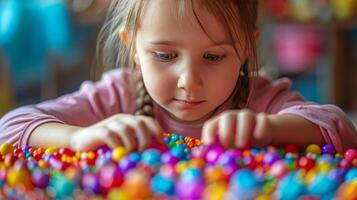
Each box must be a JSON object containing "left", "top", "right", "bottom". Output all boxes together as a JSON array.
[
  {"left": 141, "top": 149, "right": 162, "bottom": 168},
  {"left": 181, "top": 168, "right": 202, "bottom": 182},
  {"left": 230, "top": 169, "right": 263, "bottom": 199},
  {"left": 308, "top": 173, "right": 338, "bottom": 196},
  {"left": 231, "top": 169, "right": 262, "bottom": 190},
  {"left": 171, "top": 146, "right": 185, "bottom": 159},
  {"left": 129, "top": 152, "right": 141, "bottom": 162},
  {"left": 151, "top": 174, "right": 175, "bottom": 196},
  {"left": 345, "top": 168, "right": 357, "bottom": 182},
  {"left": 49, "top": 173, "right": 76, "bottom": 198},
  {"left": 164, "top": 137, "right": 171, "bottom": 144},
  {"left": 276, "top": 171, "right": 305, "bottom": 199}
]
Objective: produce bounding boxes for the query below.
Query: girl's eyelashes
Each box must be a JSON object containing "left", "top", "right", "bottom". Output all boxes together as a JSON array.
[
  {"left": 153, "top": 52, "right": 177, "bottom": 62},
  {"left": 151, "top": 51, "right": 226, "bottom": 63},
  {"left": 203, "top": 53, "right": 226, "bottom": 63}
]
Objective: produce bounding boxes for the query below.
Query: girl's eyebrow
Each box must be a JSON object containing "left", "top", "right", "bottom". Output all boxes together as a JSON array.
[{"left": 147, "top": 40, "right": 233, "bottom": 47}]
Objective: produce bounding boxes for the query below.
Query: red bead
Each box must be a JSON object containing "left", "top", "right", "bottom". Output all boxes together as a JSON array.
[
  {"left": 284, "top": 144, "right": 299, "bottom": 154},
  {"left": 297, "top": 157, "right": 315, "bottom": 170},
  {"left": 14, "top": 148, "right": 23, "bottom": 155},
  {"left": 59, "top": 148, "right": 75, "bottom": 157},
  {"left": 344, "top": 149, "right": 357, "bottom": 162}
]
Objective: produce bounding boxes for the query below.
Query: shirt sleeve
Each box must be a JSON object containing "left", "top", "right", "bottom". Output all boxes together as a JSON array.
[
  {"left": 249, "top": 76, "right": 357, "bottom": 153},
  {"left": 0, "top": 69, "right": 137, "bottom": 147}
]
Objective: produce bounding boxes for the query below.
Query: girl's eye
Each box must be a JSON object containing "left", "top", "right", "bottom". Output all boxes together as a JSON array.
[
  {"left": 203, "top": 53, "right": 225, "bottom": 62},
  {"left": 153, "top": 52, "right": 177, "bottom": 62}
]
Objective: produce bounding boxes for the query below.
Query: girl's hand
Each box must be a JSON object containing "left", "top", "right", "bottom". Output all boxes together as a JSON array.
[
  {"left": 69, "top": 114, "right": 163, "bottom": 152},
  {"left": 202, "top": 109, "right": 272, "bottom": 148}
]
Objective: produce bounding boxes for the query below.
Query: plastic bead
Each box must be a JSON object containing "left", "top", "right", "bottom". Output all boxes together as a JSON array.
[
  {"left": 322, "top": 144, "right": 336, "bottom": 155},
  {"left": 151, "top": 174, "right": 175, "bottom": 196},
  {"left": 306, "top": 144, "right": 322, "bottom": 155},
  {"left": 112, "top": 147, "right": 128, "bottom": 163},
  {"left": 0, "top": 143, "right": 14, "bottom": 156},
  {"left": 98, "top": 164, "right": 123, "bottom": 194}
]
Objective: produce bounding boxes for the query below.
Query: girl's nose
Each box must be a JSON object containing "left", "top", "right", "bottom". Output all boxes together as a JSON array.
[{"left": 177, "top": 67, "right": 203, "bottom": 92}]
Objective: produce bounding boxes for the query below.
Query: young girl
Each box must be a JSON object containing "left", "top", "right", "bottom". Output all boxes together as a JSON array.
[{"left": 0, "top": 0, "right": 356, "bottom": 153}]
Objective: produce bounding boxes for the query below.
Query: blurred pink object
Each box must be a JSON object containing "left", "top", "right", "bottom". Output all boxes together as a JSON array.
[{"left": 274, "top": 24, "right": 323, "bottom": 73}]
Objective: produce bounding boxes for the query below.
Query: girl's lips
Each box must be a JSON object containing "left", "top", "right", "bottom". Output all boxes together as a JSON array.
[{"left": 174, "top": 99, "right": 205, "bottom": 108}]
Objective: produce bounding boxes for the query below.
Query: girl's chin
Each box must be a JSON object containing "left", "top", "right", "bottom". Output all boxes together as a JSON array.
[{"left": 169, "top": 110, "right": 214, "bottom": 124}]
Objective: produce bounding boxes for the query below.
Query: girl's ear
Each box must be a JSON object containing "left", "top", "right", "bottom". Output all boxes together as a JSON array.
[
  {"left": 254, "top": 27, "right": 261, "bottom": 41},
  {"left": 134, "top": 53, "right": 140, "bottom": 65},
  {"left": 119, "top": 27, "right": 129, "bottom": 46}
]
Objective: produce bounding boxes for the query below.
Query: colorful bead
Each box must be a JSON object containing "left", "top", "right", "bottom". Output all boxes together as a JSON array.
[
  {"left": 0, "top": 133, "right": 355, "bottom": 199},
  {"left": 0, "top": 143, "right": 14, "bottom": 156},
  {"left": 306, "top": 144, "right": 322, "bottom": 155},
  {"left": 112, "top": 147, "right": 128, "bottom": 162}
]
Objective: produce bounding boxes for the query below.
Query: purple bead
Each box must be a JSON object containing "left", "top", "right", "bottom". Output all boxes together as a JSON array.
[
  {"left": 263, "top": 152, "right": 281, "bottom": 166},
  {"left": 99, "top": 164, "right": 123, "bottom": 193},
  {"left": 119, "top": 157, "right": 137, "bottom": 173},
  {"left": 161, "top": 152, "right": 180, "bottom": 165},
  {"left": 328, "top": 168, "right": 346, "bottom": 183},
  {"left": 223, "top": 163, "right": 240, "bottom": 177},
  {"left": 31, "top": 168, "right": 50, "bottom": 188},
  {"left": 176, "top": 179, "right": 204, "bottom": 199},
  {"left": 205, "top": 145, "right": 225, "bottom": 165},
  {"left": 95, "top": 156, "right": 113, "bottom": 168},
  {"left": 96, "top": 145, "right": 111, "bottom": 155},
  {"left": 217, "top": 149, "right": 242, "bottom": 166},
  {"left": 82, "top": 173, "right": 102, "bottom": 194},
  {"left": 322, "top": 144, "right": 335, "bottom": 155},
  {"left": 192, "top": 146, "right": 209, "bottom": 159}
]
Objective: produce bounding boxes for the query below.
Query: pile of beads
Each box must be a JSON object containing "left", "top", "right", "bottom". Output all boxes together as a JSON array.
[{"left": 0, "top": 133, "right": 356, "bottom": 199}]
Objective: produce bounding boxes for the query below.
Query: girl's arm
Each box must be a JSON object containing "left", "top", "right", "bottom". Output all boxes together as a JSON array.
[
  {"left": 249, "top": 76, "right": 357, "bottom": 153},
  {"left": 0, "top": 69, "right": 136, "bottom": 147},
  {"left": 29, "top": 123, "right": 81, "bottom": 148},
  {"left": 268, "top": 114, "right": 325, "bottom": 149},
  {"left": 276, "top": 104, "right": 357, "bottom": 153}
]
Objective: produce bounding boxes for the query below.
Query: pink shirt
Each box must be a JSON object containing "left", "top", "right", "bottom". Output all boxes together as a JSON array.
[{"left": 1, "top": 69, "right": 356, "bottom": 153}]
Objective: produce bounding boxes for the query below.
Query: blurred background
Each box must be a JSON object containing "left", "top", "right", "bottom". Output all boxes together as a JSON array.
[{"left": 0, "top": 0, "right": 356, "bottom": 126}]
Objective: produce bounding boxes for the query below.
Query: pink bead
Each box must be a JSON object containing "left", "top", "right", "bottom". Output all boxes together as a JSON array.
[
  {"left": 270, "top": 160, "right": 289, "bottom": 179},
  {"left": 205, "top": 145, "right": 224, "bottom": 165},
  {"left": 344, "top": 149, "right": 357, "bottom": 162}
]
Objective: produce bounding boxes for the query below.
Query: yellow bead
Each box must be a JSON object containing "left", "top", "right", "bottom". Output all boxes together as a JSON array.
[
  {"left": 256, "top": 194, "right": 273, "bottom": 200},
  {"left": 335, "top": 153, "right": 343, "bottom": 158},
  {"left": 175, "top": 161, "right": 189, "bottom": 175},
  {"left": 87, "top": 151, "right": 96, "bottom": 159},
  {"left": 204, "top": 167, "right": 225, "bottom": 183},
  {"left": 0, "top": 143, "right": 14, "bottom": 155},
  {"left": 107, "top": 188, "right": 129, "bottom": 200},
  {"left": 304, "top": 169, "right": 317, "bottom": 184},
  {"left": 112, "top": 147, "right": 128, "bottom": 162},
  {"left": 188, "top": 158, "right": 205, "bottom": 170},
  {"left": 175, "top": 140, "right": 183, "bottom": 145},
  {"left": 317, "top": 162, "right": 332, "bottom": 174},
  {"left": 75, "top": 151, "right": 81, "bottom": 158},
  {"left": 38, "top": 160, "right": 48, "bottom": 168},
  {"left": 305, "top": 144, "right": 321, "bottom": 155},
  {"left": 6, "top": 168, "right": 32, "bottom": 189},
  {"left": 203, "top": 182, "right": 227, "bottom": 200},
  {"left": 45, "top": 147, "right": 58, "bottom": 155}
]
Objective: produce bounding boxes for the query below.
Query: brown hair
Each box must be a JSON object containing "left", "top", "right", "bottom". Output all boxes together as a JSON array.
[{"left": 97, "top": 0, "right": 259, "bottom": 116}]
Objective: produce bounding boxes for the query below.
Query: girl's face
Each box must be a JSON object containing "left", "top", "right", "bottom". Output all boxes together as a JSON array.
[{"left": 135, "top": 0, "right": 244, "bottom": 123}]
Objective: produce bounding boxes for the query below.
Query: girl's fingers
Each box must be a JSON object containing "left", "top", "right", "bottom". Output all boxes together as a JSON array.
[
  {"left": 218, "top": 112, "right": 235, "bottom": 147},
  {"left": 120, "top": 117, "right": 151, "bottom": 152},
  {"left": 236, "top": 110, "right": 255, "bottom": 148},
  {"left": 106, "top": 121, "right": 137, "bottom": 151},
  {"left": 140, "top": 117, "right": 164, "bottom": 143},
  {"left": 253, "top": 113, "right": 272, "bottom": 147},
  {"left": 202, "top": 117, "right": 219, "bottom": 144}
]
